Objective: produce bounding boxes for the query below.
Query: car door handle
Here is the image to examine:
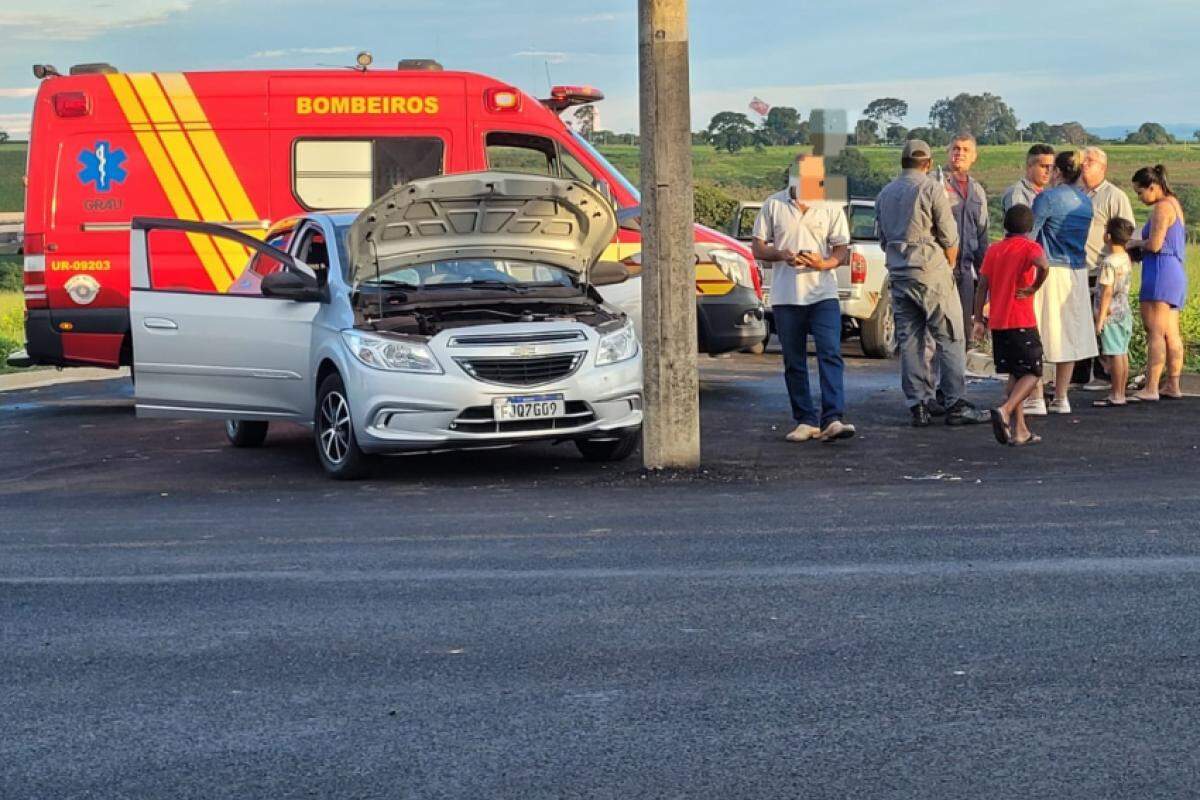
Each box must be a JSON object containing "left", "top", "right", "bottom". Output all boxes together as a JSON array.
[{"left": 143, "top": 317, "right": 178, "bottom": 330}]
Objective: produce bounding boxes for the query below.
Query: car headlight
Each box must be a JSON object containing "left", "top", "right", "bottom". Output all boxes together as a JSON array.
[
  {"left": 341, "top": 330, "right": 443, "bottom": 374},
  {"left": 709, "top": 248, "right": 755, "bottom": 289},
  {"left": 596, "top": 319, "right": 639, "bottom": 366}
]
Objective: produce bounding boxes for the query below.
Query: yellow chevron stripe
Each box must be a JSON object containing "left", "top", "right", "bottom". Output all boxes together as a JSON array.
[
  {"left": 157, "top": 73, "right": 260, "bottom": 228},
  {"left": 106, "top": 74, "right": 231, "bottom": 292},
  {"left": 127, "top": 73, "right": 246, "bottom": 283}
]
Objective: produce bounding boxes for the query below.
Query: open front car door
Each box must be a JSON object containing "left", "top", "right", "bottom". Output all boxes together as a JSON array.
[{"left": 129, "top": 218, "right": 322, "bottom": 421}]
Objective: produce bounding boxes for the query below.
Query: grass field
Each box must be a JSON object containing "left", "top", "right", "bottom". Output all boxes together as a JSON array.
[
  {"left": 0, "top": 142, "right": 26, "bottom": 212},
  {"left": 1, "top": 289, "right": 24, "bottom": 373}
]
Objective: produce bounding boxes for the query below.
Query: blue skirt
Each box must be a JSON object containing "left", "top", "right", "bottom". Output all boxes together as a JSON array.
[{"left": 1140, "top": 254, "right": 1188, "bottom": 309}]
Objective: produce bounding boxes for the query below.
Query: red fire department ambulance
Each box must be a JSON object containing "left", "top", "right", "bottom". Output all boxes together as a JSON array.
[{"left": 14, "top": 59, "right": 764, "bottom": 370}]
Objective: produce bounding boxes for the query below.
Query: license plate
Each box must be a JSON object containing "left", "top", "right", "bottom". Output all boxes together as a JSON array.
[{"left": 493, "top": 394, "right": 565, "bottom": 421}]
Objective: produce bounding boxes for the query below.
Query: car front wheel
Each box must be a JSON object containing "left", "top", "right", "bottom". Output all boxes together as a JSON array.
[
  {"left": 315, "top": 373, "right": 373, "bottom": 480},
  {"left": 225, "top": 419, "right": 269, "bottom": 448},
  {"left": 575, "top": 428, "right": 640, "bottom": 462},
  {"left": 859, "top": 290, "right": 896, "bottom": 359}
]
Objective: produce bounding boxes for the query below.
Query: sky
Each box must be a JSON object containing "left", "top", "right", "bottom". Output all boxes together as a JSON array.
[{"left": 1, "top": 0, "right": 1198, "bottom": 139}]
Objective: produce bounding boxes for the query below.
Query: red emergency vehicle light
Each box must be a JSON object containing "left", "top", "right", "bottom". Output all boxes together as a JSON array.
[
  {"left": 484, "top": 87, "right": 522, "bottom": 113},
  {"left": 52, "top": 91, "right": 91, "bottom": 117},
  {"left": 540, "top": 85, "right": 605, "bottom": 112}
]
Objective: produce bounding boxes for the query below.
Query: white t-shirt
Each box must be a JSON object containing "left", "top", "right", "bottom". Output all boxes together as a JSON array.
[{"left": 751, "top": 191, "right": 850, "bottom": 307}]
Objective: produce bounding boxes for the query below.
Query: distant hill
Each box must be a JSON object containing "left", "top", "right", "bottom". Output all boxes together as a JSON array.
[{"left": 1087, "top": 124, "right": 1200, "bottom": 142}]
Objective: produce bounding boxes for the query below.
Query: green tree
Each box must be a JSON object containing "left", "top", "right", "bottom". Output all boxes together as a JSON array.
[
  {"left": 1024, "top": 121, "right": 1053, "bottom": 143},
  {"left": 906, "top": 127, "right": 951, "bottom": 147},
  {"left": 863, "top": 98, "right": 909, "bottom": 127},
  {"left": 572, "top": 105, "right": 595, "bottom": 141},
  {"left": 706, "top": 111, "right": 756, "bottom": 153},
  {"left": 1125, "top": 122, "right": 1176, "bottom": 145},
  {"left": 0, "top": 131, "right": 9, "bottom": 145},
  {"left": 929, "top": 92, "right": 1019, "bottom": 144},
  {"left": 693, "top": 184, "right": 739, "bottom": 230},
  {"left": 827, "top": 147, "right": 892, "bottom": 198},
  {"left": 1193, "top": 129, "right": 1200, "bottom": 144},
  {"left": 886, "top": 124, "right": 908, "bottom": 145},
  {"left": 1058, "top": 122, "right": 1091, "bottom": 146},
  {"left": 762, "top": 106, "right": 804, "bottom": 146},
  {"left": 853, "top": 119, "right": 879, "bottom": 146}
]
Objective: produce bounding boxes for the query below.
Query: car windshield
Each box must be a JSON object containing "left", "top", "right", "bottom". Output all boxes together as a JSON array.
[
  {"left": 359, "top": 258, "right": 577, "bottom": 290},
  {"left": 570, "top": 131, "right": 640, "bottom": 204}
]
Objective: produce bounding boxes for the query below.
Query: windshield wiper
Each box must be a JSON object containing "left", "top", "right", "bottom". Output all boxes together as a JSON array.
[{"left": 362, "top": 278, "right": 420, "bottom": 289}]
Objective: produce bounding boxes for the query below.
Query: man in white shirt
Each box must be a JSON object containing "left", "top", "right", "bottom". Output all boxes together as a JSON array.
[{"left": 752, "top": 178, "right": 855, "bottom": 442}]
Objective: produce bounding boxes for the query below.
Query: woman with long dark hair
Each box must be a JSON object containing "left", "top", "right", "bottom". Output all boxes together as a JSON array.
[
  {"left": 1030, "top": 150, "right": 1097, "bottom": 414},
  {"left": 1130, "top": 165, "right": 1188, "bottom": 401}
]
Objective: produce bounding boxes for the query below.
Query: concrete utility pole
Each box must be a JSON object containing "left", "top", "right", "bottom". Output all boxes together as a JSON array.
[{"left": 638, "top": 0, "right": 700, "bottom": 469}]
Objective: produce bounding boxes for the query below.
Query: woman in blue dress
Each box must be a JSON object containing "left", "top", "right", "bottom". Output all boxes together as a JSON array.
[{"left": 1130, "top": 165, "right": 1188, "bottom": 401}]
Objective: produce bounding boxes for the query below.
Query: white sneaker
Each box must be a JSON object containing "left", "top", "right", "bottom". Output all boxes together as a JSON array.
[
  {"left": 1048, "top": 398, "right": 1072, "bottom": 415},
  {"left": 820, "top": 420, "right": 857, "bottom": 442},
  {"left": 785, "top": 424, "right": 822, "bottom": 442},
  {"left": 1023, "top": 397, "right": 1047, "bottom": 416}
]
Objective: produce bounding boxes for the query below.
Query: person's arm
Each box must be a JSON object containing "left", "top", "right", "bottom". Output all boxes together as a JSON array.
[
  {"left": 1095, "top": 282, "right": 1114, "bottom": 335},
  {"left": 971, "top": 274, "right": 989, "bottom": 342},
  {"left": 974, "top": 188, "right": 990, "bottom": 264},
  {"left": 1145, "top": 201, "right": 1174, "bottom": 253},
  {"left": 1017, "top": 254, "right": 1050, "bottom": 298},
  {"left": 797, "top": 244, "right": 849, "bottom": 271},
  {"left": 752, "top": 238, "right": 796, "bottom": 264},
  {"left": 930, "top": 185, "right": 960, "bottom": 267},
  {"left": 1030, "top": 193, "right": 1050, "bottom": 242}
]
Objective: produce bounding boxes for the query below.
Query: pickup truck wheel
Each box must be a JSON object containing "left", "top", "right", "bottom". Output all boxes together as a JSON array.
[
  {"left": 315, "top": 373, "right": 373, "bottom": 480},
  {"left": 225, "top": 419, "right": 269, "bottom": 448},
  {"left": 576, "top": 428, "right": 640, "bottom": 462},
  {"left": 859, "top": 290, "right": 896, "bottom": 359}
]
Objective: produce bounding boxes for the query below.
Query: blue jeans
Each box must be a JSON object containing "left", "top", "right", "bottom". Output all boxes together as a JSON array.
[{"left": 773, "top": 299, "right": 845, "bottom": 428}]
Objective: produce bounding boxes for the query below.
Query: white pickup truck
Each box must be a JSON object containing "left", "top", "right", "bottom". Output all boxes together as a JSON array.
[{"left": 731, "top": 199, "right": 894, "bottom": 358}]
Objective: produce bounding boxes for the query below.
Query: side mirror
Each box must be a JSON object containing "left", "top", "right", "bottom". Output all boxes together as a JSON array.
[
  {"left": 589, "top": 260, "right": 630, "bottom": 287},
  {"left": 261, "top": 270, "right": 323, "bottom": 302}
]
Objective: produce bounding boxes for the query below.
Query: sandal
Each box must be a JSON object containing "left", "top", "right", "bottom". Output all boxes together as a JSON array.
[
  {"left": 1010, "top": 433, "right": 1042, "bottom": 447},
  {"left": 1127, "top": 392, "right": 1159, "bottom": 403},
  {"left": 990, "top": 409, "right": 1012, "bottom": 445},
  {"left": 1092, "top": 397, "right": 1128, "bottom": 408}
]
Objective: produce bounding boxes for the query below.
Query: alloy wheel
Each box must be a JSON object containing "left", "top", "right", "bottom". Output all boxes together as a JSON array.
[{"left": 319, "top": 390, "right": 352, "bottom": 465}]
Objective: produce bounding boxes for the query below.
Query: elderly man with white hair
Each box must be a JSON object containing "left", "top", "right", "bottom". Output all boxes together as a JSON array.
[{"left": 1076, "top": 145, "right": 1135, "bottom": 389}]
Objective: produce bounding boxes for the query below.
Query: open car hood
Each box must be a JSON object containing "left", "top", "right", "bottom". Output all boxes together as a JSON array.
[{"left": 347, "top": 172, "right": 617, "bottom": 286}]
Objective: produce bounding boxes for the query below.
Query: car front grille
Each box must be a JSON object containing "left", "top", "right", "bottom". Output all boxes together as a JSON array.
[
  {"left": 454, "top": 352, "right": 585, "bottom": 387},
  {"left": 450, "top": 400, "right": 596, "bottom": 434}
]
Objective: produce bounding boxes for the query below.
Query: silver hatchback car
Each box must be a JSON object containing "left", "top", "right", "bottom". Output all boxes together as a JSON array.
[{"left": 129, "top": 172, "right": 643, "bottom": 478}]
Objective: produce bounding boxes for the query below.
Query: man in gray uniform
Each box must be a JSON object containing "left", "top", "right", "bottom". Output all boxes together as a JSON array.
[{"left": 876, "top": 140, "right": 989, "bottom": 427}]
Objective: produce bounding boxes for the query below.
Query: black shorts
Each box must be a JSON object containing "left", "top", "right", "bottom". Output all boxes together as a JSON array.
[{"left": 992, "top": 328, "right": 1044, "bottom": 379}]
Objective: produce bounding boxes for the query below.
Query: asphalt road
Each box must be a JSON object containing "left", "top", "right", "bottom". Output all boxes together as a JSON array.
[{"left": 2, "top": 348, "right": 1199, "bottom": 799}]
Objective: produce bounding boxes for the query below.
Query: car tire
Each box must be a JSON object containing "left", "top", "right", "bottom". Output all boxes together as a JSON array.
[
  {"left": 744, "top": 340, "right": 766, "bottom": 355},
  {"left": 225, "top": 419, "right": 269, "bottom": 448},
  {"left": 575, "top": 428, "right": 640, "bottom": 462},
  {"left": 315, "top": 372, "right": 373, "bottom": 480},
  {"left": 859, "top": 289, "right": 896, "bottom": 359}
]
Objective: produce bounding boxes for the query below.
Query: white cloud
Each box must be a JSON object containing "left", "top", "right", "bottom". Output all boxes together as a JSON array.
[
  {"left": 0, "top": 2, "right": 192, "bottom": 41},
  {"left": 0, "top": 112, "right": 32, "bottom": 138},
  {"left": 513, "top": 51, "right": 568, "bottom": 64},
  {"left": 249, "top": 45, "right": 359, "bottom": 59},
  {"left": 0, "top": 88, "right": 37, "bottom": 99}
]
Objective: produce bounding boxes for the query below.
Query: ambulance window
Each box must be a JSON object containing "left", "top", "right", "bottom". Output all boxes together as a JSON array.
[
  {"left": 559, "top": 149, "right": 594, "bottom": 183},
  {"left": 293, "top": 137, "right": 444, "bottom": 209},
  {"left": 485, "top": 132, "right": 556, "bottom": 176}
]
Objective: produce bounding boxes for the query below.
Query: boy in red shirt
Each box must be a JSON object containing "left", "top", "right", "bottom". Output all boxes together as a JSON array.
[{"left": 972, "top": 204, "right": 1050, "bottom": 446}]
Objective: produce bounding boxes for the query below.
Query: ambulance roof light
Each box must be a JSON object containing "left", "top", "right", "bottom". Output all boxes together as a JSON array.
[
  {"left": 356, "top": 52, "right": 373, "bottom": 71},
  {"left": 397, "top": 59, "right": 443, "bottom": 71},
  {"left": 69, "top": 63, "right": 118, "bottom": 75},
  {"left": 539, "top": 85, "right": 605, "bottom": 112},
  {"left": 32, "top": 64, "right": 61, "bottom": 80}
]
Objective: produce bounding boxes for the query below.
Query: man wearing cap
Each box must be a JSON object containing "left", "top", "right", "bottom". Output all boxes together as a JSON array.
[{"left": 875, "top": 140, "right": 990, "bottom": 427}]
